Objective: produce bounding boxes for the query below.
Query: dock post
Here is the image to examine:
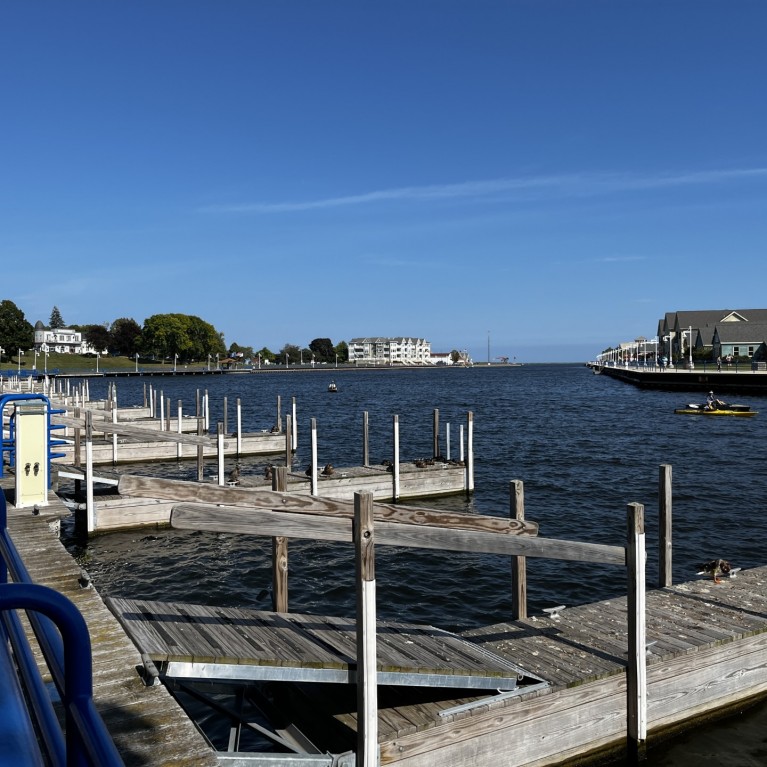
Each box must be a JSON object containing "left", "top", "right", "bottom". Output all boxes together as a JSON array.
[
  {"left": 466, "top": 412, "right": 474, "bottom": 492},
  {"left": 223, "top": 396, "right": 228, "bottom": 435},
  {"left": 292, "top": 397, "right": 298, "bottom": 454},
  {"left": 285, "top": 414, "right": 293, "bottom": 468},
  {"left": 277, "top": 395, "right": 282, "bottom": 433},
  {"left": 659, "top": 464, "right": 672, "bottom": 587},
  {"left": 236, "top": 398, "right": 242, "bottom": 457},
  {"left": 217, "top": 423, "right": 225, "bottom": 486},
  {"left": 111, "top": 403, "right": 118, "bottom": 465},
  {"left": 459, "top": 424, "right": 464, "bottom": 463},
  {"left": 627, "top": 502, "right": 647, "bottom": 764},
  {"left": 310, "top": 418, "right": 318, "bottom": 496},
  {"left": 446, "top": 423, "right": 451, "bottom": 461},
  {"left": 354, "top": 491, "right": 378, "bottom": 767},
  {"left": 362, "top": 411, "right": 369, "bottom": 468},
  {"left": 272, "top": 467, "right": 289, "bottom": 613},
  {"left": 392, "top": 415, "right": 400, "bottom": 501},
  {"left": 510, "top": 480, "right": 527, "bottom": 620},
  {"left": 433, "top": 408, "right": 440, "bottom": 458},
  {"left": 165, "top": 396, "right": 171, "bottom": 432},
  {"left": 196, "top": 417, "right": 204, "bottom": 481},
  {"left": 85, "top": 411, "right": 95, "bottom": 533},
  {"left": 159, "top": 392, "right": 165, "bottom": 431},
  {"left": 177, "top": 401, "right": 183, "bottom": 460}
]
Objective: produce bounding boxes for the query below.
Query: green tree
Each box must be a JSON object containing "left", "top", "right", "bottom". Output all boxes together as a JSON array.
[
  {"left": 109, "top": 318, "right": 142, "bottom": 356},
  {"left": 141, "top": 313, "right": 225, "bottom": 361},
  {"left": 49, "top": 306, "right": 65, "bottom": 329},
  {"left": 309, "top": 337, "right": 334, "bottom": 363},
  {"left": 334, "top": 340, "right": 349, "bottom": 363},
  {"left": 254, "top": 347, "right": 274, "bottom": 364},
  {"left": 81, "top": 324, "right": 110, "bottom": 352},
  {"left": 0, "top": 300, "right": 35, "bottom": 361},
  {"left": 229, "top": 342, "right": 255, "bottom": 358},
  {"left": 279, "top": 343, "right": 301, "bottom": 365}
]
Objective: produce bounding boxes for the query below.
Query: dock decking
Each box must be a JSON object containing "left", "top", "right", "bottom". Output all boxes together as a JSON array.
[{"left": 105, "top": 566, "right": 767, "bottom": 766}]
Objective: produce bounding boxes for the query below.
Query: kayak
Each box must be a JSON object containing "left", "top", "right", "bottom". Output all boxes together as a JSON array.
[{"left": 675, "top": 403, "right": 757, "bottom": 417}]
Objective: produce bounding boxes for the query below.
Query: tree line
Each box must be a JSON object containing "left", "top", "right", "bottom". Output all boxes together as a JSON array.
[{"left": 0, "top": 300, "right": 349, "bottom": 365}]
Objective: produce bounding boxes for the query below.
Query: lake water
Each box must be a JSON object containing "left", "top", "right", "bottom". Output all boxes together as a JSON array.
[{"left": 62, "top": 364, "right": 767, "bottom": 763}]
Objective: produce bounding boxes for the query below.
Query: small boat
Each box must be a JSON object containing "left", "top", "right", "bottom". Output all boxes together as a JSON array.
[
  {"left": 674, "top": 402, "right": 757, "bottom": 417},
  {"left": 327, "top": 381, "right": 338, "bottom": 393}
]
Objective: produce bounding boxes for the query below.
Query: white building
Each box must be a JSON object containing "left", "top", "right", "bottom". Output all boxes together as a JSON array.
[
  {"left": 33, "top": 321, "right": 102, "bottom": 354},
  {"left": 348, "top": 337, "right": 432, "bottom": 365}
]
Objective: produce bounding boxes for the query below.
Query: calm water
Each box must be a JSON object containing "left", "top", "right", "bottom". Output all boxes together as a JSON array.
[{"left": 64, "top": 365, "right": 767, "bottom": 763}]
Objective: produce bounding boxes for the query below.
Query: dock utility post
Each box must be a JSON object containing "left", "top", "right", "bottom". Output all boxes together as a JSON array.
[{"left": 14, "top": 401, "right": 49, "bottom": 508}]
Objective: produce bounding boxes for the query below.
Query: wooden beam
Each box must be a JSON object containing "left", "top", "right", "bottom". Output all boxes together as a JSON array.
[
  {"left": 169, "top": 503, "right": 625, "bottom": 564},
  {"left": 52, "top": 414, "right": 213, "bottom": 446},
  {"left": 510, "top": 479, "right": 527, "bottom": 620},
  {"left": 117, "top": 475, "right": 539, "bottom": 537}
]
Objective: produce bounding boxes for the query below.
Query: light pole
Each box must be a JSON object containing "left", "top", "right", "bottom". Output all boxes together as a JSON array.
[
  {"left": 216, "top": 353, "right": 220, "bottom": 370},
  {"left": 335, "top": 353, "right": 338, "bottom": 368},
  {"left": 17, "top": 349, "right": 22, "bottom": 374},
  {"left": 207, "top": 354, "right": 211, "bottom": 372},
  {"left": 257, "top": 353, "right": 261, "bottom": 369},
  {"left": 96, "top": 352, "right": 100, "bottom": 373},
  {"left": 174, "top": 353, "right": 178, "bottom": 372},
  {"left": 135, "top": 353, "right": 139, "bottom": 372},
  {"left": 33, "top": 349, "right": 38, "bottom": 371},
  {"left": 44, "top": 350, "right": 48, "bottom": 375}
]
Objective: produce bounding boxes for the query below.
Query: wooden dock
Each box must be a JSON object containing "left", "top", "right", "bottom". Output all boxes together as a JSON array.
[
  {"left": 102, "top": 566, "right": 767, "bottom": 766},
  {"left": 1, "top": 483, "right": 217, "bottom": 766}
]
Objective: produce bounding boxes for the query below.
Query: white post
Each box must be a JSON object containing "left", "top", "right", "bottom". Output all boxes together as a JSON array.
[
  {"left": 393, "top": 415, "right": 400, "bottom": 501},
  {"left": 217, "top": 423, "right": 225, "bottom": 487},
  {"left": 111, "top": 404, "right": 118, "bottom": 465},
  {"left": 354, "top": 492, "right": 378, "bottom": 767},
  {"left": 159, "top": 391, "right": 165, "bottom": 431},
  {"left": 292, "top": 397, "right": 298, "bottom": 453},
  {"left": 177, "top": 401, "right": 183, "bottom": 460},
  {"left": 460, "top": 424, "right": 465, "bottom": 463},
  {"left": 466, "top": 411, "right": 474, "bottom": 491},
  {"left": 310, "top": 417, "right": 318, "bottom": 496},
  {"left": 236, "top": 398, "right": 242, "bottom": 457},
  {"left": 85, "top": 412, "right": 95, "bottom": 533},
  {"left": 627, "top": 502, "right": 647, "bottom": 762},
  {"left": 446, "top": 422, "right": 451, "bottom": 461}
]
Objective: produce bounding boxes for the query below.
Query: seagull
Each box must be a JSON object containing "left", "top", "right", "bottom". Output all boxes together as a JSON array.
[{"left": 698, "top": 559, "right": 732, "bottom": 584}]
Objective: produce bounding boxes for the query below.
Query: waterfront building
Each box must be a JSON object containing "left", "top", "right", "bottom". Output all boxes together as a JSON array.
[
  {"left": 348, "top": 336, "right": 431, "bottom": 365},
  {"left": 33, "top": 320, "right": 104, "bottom": 355}
]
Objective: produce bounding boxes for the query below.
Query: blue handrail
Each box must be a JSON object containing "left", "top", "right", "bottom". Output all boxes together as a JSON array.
[{"left": 0, "top": 493, "right": 124, "bottom": 766}]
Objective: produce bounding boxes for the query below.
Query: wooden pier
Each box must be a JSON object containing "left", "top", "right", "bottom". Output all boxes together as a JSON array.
[{"left": 0, "top": 482, "right": 217, "bottom": 766}]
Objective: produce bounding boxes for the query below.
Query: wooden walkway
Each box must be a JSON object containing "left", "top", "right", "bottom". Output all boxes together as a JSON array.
[
  {"left": 106, "top": 598, "right": 542, "bottom": 692},
  {"left": 2, "top": 485, "right": 217, "bottom": 767},
  {"left": 103, "top": 566, "right": 767, "bottom": 765}
]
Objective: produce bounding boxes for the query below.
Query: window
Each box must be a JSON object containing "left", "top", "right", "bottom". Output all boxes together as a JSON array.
[{"left": 734, "top": 346, "right": 740, "bottom": 356}]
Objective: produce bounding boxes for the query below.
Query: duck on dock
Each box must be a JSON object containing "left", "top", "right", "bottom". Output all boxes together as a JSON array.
[
  {"left": 227, "top": 464, "right": 241, "bottom": 485},
  {"left": 698, "top": 558, "right": 732, "bottom": 583},
  {"left": 321, "top": 463, "right": 334, "bottom": 476}
]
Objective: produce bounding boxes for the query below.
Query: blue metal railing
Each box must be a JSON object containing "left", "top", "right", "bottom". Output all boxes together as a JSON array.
[
  {"left": 0, "top": 492, "right": 123, "bottom": 766},
  {"left": 0, "top": 392, "right": 67, "bottom": 483}
]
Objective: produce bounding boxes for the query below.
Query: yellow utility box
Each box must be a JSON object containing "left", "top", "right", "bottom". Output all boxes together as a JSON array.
[{"left": 14, "top": 402, "right": 49, "bottom": 508}]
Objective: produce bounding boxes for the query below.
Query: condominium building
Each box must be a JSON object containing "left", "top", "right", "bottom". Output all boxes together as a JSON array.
[{"left": 348, "top": 337, "right": 432, "bottom": 365}]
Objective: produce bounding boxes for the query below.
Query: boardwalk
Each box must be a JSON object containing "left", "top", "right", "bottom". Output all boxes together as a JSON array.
[
  {"left": 2, "top": 487, "right": 217, "bottom": 767},
  {"left": 103, "top": 565, "right": 767, "bottom": 766}
]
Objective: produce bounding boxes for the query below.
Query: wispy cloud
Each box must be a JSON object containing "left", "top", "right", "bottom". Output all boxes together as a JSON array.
[{"left": 203, "top": 167, "right": 767, "bottom": 215}]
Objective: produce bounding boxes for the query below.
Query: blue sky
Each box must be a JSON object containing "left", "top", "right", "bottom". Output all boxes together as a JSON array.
[{"left": 3, "top": 1, "right": 766, "bottom": 362}]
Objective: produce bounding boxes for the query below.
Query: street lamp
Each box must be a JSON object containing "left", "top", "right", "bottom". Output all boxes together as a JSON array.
[
  {"left": 216, "top": 353, "right": 219, "bottom": 370},
  {"left": 17, "top": 349, "right": 23, "bottom": 374},
  {"left": 135, "top": 352, "right": 139, "bottom": 373},
  {"left": 44, "top": 349, "right": 48, "bottom": 375},
  {"left": 335, "top": 353, "right": 338, "bottom": 368},
  {"left": 257, "top": 353, "right": 261, "bottom": 369},
  {"left": 174, "top": 353, "right": 178, "bottom": 373},
  {"left": 96, "top": 352, "right": 100, "bottom": 373},
  {"left": 33, "top": 349, "right": 39, "bottom": 371},
  {"left": 207, "top": 354, "right": 211, "bottom": 372}
]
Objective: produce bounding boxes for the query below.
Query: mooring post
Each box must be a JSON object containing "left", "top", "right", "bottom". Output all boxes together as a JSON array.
[
  {"left": 85, "top": 411, "right": 95, "bottom": 533},
  {"left": 165, "top": 396, "right": 171, "bottom": 432},
  {"left": 217, "top": 423, "right": 225, "bottom": 487},
  {"left": 511, "top": 479, "right": 527, "bottom": 620},
  {"left": 272, "top": 467, "right": 289, "bottom": 613},
  {"left": 392, "top": 415, "right": 400, "bottom": 501},
  {"left": 159, "top": 392, "right": 165, "bottom": 431},
  {"left": 310, "top": 418, "right": 318, "bottom": 495},
  {"left": 236, "top": 398, "right": 242, "bottom": 457},
  {"left": 111, "top": 403, "right": 118, "bottom": 465},
  {"left": 177, "top": 400, "right": 183, "bottom": 460},
  {"left": 354, "top": 491, "right": 378, "bottom": 767},
  {"left": 285, "top": 414, "right": 293, "bottom": 468},
  {"left": 627, "top": 501, "right": 647, "bottom": 764},
  {"left": 466, "top": 411, "right": 474, "bottom": 492},
  {"left": 659, "top": 464, "right": 672, "bottom": 588},
  {"left": 196, "top": 417, "right": 204, "bottom": 481},
  {"left": 292, "top": 396, "right": 298, "bottom": 454},
  {"left": 362, "top": 411, "right": 369, "bottom": 468},
  {"left": 277, "top": 394, "right": 282, "bottom": 433},
  {"left": 223, "top": 396, "right": 228, "bottom": 435},
  {"left": 433, "top": 408, "right": 440, "bottom": 458}
]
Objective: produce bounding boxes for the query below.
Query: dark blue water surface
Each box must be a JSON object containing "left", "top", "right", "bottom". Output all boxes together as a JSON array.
[{"left": 66, "top": 365, "right": 767, "bottom": 764}]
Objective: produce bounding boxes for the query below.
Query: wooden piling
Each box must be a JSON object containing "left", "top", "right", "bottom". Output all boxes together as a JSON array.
[
  {"left": 217, "top": 423, "right": 225, "bottom": 487},
  {"left": 272, "top": 467, "right": 289, "bottom": 613},
  {"left": 310, "top": 418, "right": 318, "bottom": 496},
  {"left": 433, "top": 408, "right": 440, "bottom": 458},
  {"left": 362, "top": 411, "right": 369, "bottom": 468},
  {"left": 511, "top": 479, "right": 527, "bottom": 620},
  {"left": 659, "top": 464, "right": 672, "bottom": 588},
  {"left": 627, "top": 502, "right": 647, "bottom": 764},
  {"left": 354, "top": 491, "right": 378, "bottom": 767}
]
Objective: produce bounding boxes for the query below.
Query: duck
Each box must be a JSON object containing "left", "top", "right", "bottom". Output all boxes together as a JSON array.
[
  {"left": 227, "top": 464, "right": 241, "bottom": 485},
  {"left": 321, "top": 463, "right": 334, "bottom": 476},
  {"left": 698, "top": 559, "right": 732, "bottom": 584},
  {"left": 264, "top": 464, "right": 273, "bottom": 480}
]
